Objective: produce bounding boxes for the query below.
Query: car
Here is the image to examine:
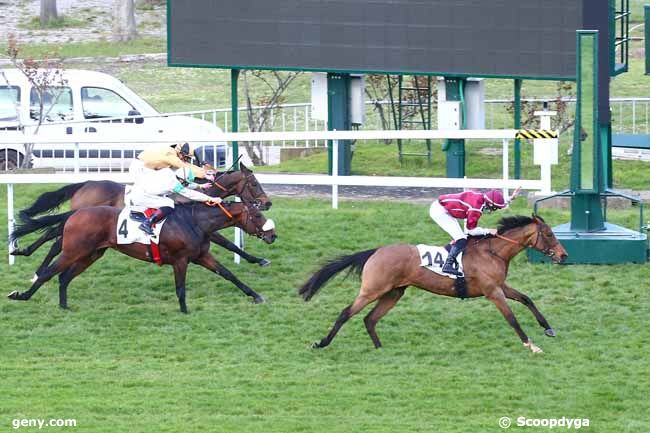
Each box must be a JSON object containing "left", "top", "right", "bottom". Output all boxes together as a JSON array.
[{"left": 0, "top": 69, "right": 226, "bottom": 171}]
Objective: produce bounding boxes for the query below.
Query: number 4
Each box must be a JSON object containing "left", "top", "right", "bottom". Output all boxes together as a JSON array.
[{"left": 119, "top": 220, "right": 129, "bottom": 238}]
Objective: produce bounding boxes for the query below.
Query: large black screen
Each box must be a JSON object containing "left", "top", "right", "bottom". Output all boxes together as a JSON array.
[{"left": 168, "top": 0, "right": 585, "bottom": 79}]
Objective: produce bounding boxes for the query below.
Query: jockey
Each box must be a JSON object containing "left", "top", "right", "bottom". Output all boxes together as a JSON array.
[
  {"left": 429, "top": 187, "right": 521, "bottom": 276},
  {"left": 129, "top": 143, "right": 220, "bottom": 235}
]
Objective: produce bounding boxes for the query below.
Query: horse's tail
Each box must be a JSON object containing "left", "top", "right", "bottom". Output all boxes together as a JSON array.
[
  {"left": 19, "top": 182, "right": 86, "bottom": 219},
  {"left": 298, "top": 248, "right": 378, "bottom": 301},
  {"left": 10, "top": 211, "right": 75, "bottom": 244}
]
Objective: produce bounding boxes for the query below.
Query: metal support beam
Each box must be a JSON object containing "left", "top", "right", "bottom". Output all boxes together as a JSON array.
[
  {"left": 514, "top": 79, "right": 522, "bottom": 179},
  {"left": 327, "top": 73, "right": 352, "bottom": 176},
  {"left": 444, "top": 77, "right": 465, "bottom": 178}
]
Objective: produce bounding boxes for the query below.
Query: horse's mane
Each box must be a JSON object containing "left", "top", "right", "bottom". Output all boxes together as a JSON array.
[{"left": 497, "top": 215, "right": 544, "bottom": 234}]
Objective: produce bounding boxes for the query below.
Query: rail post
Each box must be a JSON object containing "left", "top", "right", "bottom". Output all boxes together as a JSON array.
[
  {"left": 7, "top": 183, "right": 15, "bottom": 265},
  {"left": 332, "top": 137, "right": 339, "bottom": 209}
]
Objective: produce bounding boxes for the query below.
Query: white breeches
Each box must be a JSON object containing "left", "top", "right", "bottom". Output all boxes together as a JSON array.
[
  {"left": 429, "top": 201, "right": 466, "bottom": 241},
  {"left": 128, "top": 192, "right": 175, "bottom": 209}
]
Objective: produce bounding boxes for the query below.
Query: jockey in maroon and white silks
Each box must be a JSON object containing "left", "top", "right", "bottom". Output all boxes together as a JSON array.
[{"left": 429, "top": 188, "right": 521, "bottom": 276}]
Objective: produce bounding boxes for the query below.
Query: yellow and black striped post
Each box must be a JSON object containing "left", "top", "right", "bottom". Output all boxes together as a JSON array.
[{"left": 515, "top": 129, "right": 558, "bottom": 139}]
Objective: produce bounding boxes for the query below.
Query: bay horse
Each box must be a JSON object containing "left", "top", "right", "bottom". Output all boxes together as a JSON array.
[
  {"left": 11, "top": 163, "right": 272, "bottom": 277},
  {"left": 299, "top": 215, "right": 568, "bottom": 354},
  {"left": 8, "top": 201, "right": 277, "bottom": 312}
]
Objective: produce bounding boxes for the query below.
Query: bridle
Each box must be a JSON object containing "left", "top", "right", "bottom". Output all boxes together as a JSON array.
[
  {"left": 493, "top": 221, "right": 559, "bottom": 260},
  {"left": 211, "top": 171, "right": 265, "bottom": 208}
]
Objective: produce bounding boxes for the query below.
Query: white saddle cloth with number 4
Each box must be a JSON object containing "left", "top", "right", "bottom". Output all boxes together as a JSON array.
[
  {"left": 416, "top": 244, "right": 464, "bottom": 279},
  {"left": 116, "top": 206, "right": 166, "bottom": 245}
]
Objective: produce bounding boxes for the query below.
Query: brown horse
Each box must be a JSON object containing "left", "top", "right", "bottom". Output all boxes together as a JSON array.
[
  {"left": 8, "top": 201, "right": 277, "bottom": 312},
  {"left": 11, "top": 163, "right": 272, "bottom": 276},
  {"left": 299, "top": 215, "right": 568, "bottom": 354}
]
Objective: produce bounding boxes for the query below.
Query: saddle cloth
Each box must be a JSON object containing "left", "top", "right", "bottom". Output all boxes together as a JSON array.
[
  {"left": 116, "top": 206, "right": 166, "bottom": 245},
  {"left": 416, "top": 244, "right": 464, "bottom": 279}
]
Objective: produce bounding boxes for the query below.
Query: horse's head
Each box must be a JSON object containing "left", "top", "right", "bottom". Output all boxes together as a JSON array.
[
  {"left": 211, "top": 164, "right": 272, "bottom": 210},
  {"left": 238, "top": 163, "right": 272, "bottom": 210},
  {"left": 528, "top": 214, "right": 568, "bottom": 263},
  {"left": 235, "top": 202, "right": 277, "bottom": 244}
]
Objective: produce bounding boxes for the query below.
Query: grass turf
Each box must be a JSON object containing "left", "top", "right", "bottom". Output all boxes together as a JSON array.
[{"left": 0, "top": 185, "right": 648, "bottom": 432}]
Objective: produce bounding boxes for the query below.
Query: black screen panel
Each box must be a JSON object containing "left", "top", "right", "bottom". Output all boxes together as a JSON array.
[{"left": 169, "top": 0, "right": 584, "bottom": 79}]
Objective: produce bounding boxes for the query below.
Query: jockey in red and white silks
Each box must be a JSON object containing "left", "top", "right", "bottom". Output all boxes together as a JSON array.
[{"left": 429, "top": 188, "right": 521, "bottom": 276}]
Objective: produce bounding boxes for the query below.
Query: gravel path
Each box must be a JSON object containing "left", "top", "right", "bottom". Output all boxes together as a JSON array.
[{"left": 0, "top": 0, "right": 165, "bottom": 45}]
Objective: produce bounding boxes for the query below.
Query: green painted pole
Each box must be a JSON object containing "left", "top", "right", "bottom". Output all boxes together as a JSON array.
[
  {"left": 327, "top": 73, "right": 351, "bottom": 175},
  {"left": 443, "top": 77, "right": 465, "bottom": 178},
  {"left": 514, "top": 79, "right": 522, "bottom": 179},
  {"left": 646, "top": 5, "right": 650, "bottom": 75},
  {"left": 231, "top": 69, "right": 240, "bottom": 169}
]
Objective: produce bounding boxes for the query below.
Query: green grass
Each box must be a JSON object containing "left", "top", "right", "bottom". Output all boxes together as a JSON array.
[
  {"left": 20, "top": 16, "right": 89, "bottom": 30},
  {"left": 0, "top": 37, "right": 166, "bottom": 60},
  {"left": 0, "top": 185, "right": 649, "bottom": 432}
]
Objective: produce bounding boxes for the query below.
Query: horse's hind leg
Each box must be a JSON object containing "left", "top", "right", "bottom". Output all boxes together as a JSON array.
[
  {"left": 58, "top": 249, "right": 106, "bottom": 309},
  {"left": 502, "top": 284, "right": 555, "bottom": 337},
  {"left": 363, "top": 287, "right": 406, "bottom": 349},
  {"left": 313, "top": 294, "right": 375, "bottom": 349},
  {"left": 32, "top": 237, "right": 63, "bottom": 282},
  {"left": 8, "top": 255, "right": 72, "bottom": 301},
  {"left": 11, "top": 226, "right": 60, "bottom": 257}
]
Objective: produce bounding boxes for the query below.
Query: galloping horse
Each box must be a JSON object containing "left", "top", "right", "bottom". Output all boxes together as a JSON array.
[
  {"left": 9, "top": 201, "right": 277, "bottom": 312},
  {"left": 299, "top": 215, "right": 568, "bottom": 353},
  {"left": 12, "top": 164, "right": 272, "bottom": 277}
]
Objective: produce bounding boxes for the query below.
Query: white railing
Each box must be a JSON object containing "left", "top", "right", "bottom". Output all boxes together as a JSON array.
[{"left": 1, "top": 128, "right": 558, "bottom": 265}]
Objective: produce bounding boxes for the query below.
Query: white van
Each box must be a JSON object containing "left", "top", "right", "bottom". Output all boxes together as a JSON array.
[{"left": 0, "top": 69, "right": 226, "bottom": 171}]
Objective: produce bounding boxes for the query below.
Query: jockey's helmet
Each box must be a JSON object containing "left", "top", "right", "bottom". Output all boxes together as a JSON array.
[
  {"left": 484, "top": 189, "right": 507, "bottom": 210},
  {"left": 173, "top": 142, "right": 200, "bottom": 164}
]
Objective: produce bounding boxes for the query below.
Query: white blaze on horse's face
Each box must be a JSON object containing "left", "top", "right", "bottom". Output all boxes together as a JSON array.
[{"left": 262, "top": 219, "right": 275, "bottom": 232}]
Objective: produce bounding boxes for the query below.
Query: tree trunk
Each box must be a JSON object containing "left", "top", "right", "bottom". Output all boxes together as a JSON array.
[
  {"left": 40, "top": 0, "right": 58, "bottom": 26},
  {"left": 112, "top": 0, "right": 137, "bottom": 42}
]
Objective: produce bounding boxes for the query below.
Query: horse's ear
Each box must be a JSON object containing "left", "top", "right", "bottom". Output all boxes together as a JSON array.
[{"left": 240, "top": 162, "right": 250, "bottom": 172}]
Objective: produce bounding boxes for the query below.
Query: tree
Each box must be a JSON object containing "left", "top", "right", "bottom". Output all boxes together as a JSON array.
[
  {"left": 240, "top": 70, "right": 301, "bottom": 165},
  {"left": 112, "top": 0, "right": 137, "bottom": 42},
  {"left": 40, "top": 0, "right": 58, "bottom": 26},
  {"left": 4, "top": 34, "right": 67, "bottom": 169}
]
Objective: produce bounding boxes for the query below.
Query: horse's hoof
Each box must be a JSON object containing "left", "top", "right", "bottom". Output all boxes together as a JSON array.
[
  {"left": 7, "top": 290, "right": 19, "bottom": 300},
  {"left": 258, "top": 258, "right": 271, "bottom": 267},
  {"left": 523, "top": 340, "right": 544, "bottom": 354},
  {"left": 253, "top": 295, "right": 266, "bottom": 304},
  {"left": 544, "top": 328, "right": 556, "bottom": 337},
  {"left": 9, "top": 249, "right": 21, "bottom": 256},
  {"left": 59, "top": 304, "right": 69, "bottom": 310},
  {"left": 311, "top": 342, "right": 322, "bottom": 349}
]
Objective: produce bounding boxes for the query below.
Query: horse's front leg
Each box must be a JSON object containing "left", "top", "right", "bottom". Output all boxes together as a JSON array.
[
  {"left": 486, "top": 287, "right": 543, "bottom": 354},
  {"left": 172, "top": 258, "right": 189, "bottom": 313},
  {"left": 209, "top": 232, "right": 270, "bottom": 266},
  {"left": 193, "top": 252, "right": 265, "bottom": 304},
  {"left": 502, "top": 284, "right": 555, "bottom": 337}
]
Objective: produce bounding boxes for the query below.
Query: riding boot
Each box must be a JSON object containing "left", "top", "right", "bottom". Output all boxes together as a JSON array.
[
  {"left": 442, "top": 238, "right": 467, "bottom": 276},
  {"left": 139, "top": 207, "right": 173, "bottom": 235}
]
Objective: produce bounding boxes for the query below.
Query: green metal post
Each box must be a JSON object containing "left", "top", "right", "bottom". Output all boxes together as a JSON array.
[
  {"left": 514, "top": 79, "right": 522, "bottom": 179},
  {"left": 327, "top": 73, "right": 351, "bottom": 176},
  {"left": 231, "top": 69, "right": 240, "bottom": 169},
  {"left": 646, "top": 5, "right": 650, "bottom": 75},
  {"left": 570, "top": 31, "right": 604, "bottom": 232},
  {"left": 444, "top": 77, "right": 465, "bottom": 178}
]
